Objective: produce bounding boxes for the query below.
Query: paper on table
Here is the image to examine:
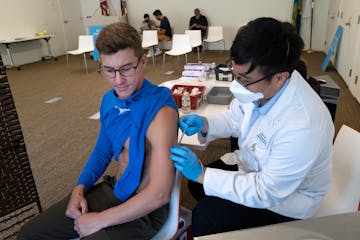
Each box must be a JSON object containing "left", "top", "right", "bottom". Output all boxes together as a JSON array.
[{"left": 44, "top": 97, "right": 62, "bottom": 103}]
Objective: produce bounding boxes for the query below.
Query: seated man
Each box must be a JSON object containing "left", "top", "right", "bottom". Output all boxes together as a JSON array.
[
  {"left": 140, "top": 13, "right": 157, "bottom": 34},
  {"left": 17, "top": 22, "right": 178, "bottom": 240},
  {"left": 153, "top": 9, "right": 172, "bottom": 42},
  {"left": 151, "top": 9, "right": 172, "bottom": 56},
  {"left": 189, "top": 8, "right": 208, "bottom": 40}
]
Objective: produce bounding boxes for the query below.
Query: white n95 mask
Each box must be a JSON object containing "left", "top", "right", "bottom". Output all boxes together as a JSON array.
[{"left": 229, "top": 80, "right": 264, "bottom": 103}]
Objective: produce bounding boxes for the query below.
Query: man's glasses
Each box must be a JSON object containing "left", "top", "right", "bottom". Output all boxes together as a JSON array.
[
  {"left": 227, "top": 62, "right": 273, "bottom": 87},
  {"left": 98, "top": 60, "right": 140, "bottom": 80}
]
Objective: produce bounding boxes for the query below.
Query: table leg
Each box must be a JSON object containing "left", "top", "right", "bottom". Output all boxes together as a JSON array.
[
  {"left": 41, "top": 37, "right": 57, "bottom": 61},
  {"left": 5, "top": 43, "right": 20, "bottom": 70}
]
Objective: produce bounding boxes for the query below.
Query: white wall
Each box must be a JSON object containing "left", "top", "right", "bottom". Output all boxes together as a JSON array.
[
  {"left": 0, "top": 0, "right": 66, "bottom": 66},
  {"left": 126, "top": 0, "right": 294, "bottom": 50},
  {"left": 80, "top": 0, "right": 122, "bottom": 18},
  {"left": 0, "top": 0, "right": 330, "bottom": 66}
]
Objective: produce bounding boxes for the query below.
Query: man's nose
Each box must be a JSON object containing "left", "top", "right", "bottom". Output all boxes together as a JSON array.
[{"left": 113, "top": 71, "right": 126, "bottom": 84}]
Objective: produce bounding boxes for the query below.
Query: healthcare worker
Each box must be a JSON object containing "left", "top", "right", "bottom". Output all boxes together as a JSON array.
[{"left": 170, "top": 17, "right": 334, "bottom": 237}]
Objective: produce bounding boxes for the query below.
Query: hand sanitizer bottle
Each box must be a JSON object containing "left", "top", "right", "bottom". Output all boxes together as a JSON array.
[
  {"left": 181, "top": 91, "right": 191, "bottom": 113},
  {"left": 209, "top": 62, "right": 216, "bottom": 81}
]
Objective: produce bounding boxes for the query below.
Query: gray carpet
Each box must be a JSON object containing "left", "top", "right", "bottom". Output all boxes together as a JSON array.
[{"left": 5, "top": 50, "right": 360, "bottom": 211}]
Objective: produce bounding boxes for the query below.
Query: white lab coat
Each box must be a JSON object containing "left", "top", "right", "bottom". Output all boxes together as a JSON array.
[{"left": 199, "top": 70, "right": 334, "bottom": 219}]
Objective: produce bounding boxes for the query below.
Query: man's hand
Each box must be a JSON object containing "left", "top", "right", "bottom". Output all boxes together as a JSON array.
[
  {"left": 170, "top": 146, "right": 203, "bottom": 182},
  {"left": 74, "top": 212, "right": 103, "bottom": 238},
  {"left": 65, "top": 185, "right": 88, "bottom": 219},
  {"left": 178, "top": 114, "right": 206, "bottom": 136}
]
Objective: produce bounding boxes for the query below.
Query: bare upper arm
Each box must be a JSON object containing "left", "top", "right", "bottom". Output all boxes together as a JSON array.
[{"left": 146, "top": 106, "right": 178, "bottom": 194}]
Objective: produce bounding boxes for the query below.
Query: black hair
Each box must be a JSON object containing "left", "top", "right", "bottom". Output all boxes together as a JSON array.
[
  {"left": 153, "top": 9, "right": 162, "bottom": 16},
  {"left": 296, "top": 59, "right": 307, "bottom": 79},
  {"left": 230, "top": 17, "right": 304, "bottom": 77},
  {"left": 144, "top": 13, "right": 149, "bottom": 19}
]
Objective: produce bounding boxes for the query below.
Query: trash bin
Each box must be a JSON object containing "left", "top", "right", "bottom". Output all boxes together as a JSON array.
[{"left": 314, "top": 75, "right": 340, "bottom": 121}]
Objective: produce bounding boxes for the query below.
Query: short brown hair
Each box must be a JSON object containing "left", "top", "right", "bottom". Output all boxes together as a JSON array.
[{"left": 96, "top": 22, "right": 143, "bottom": 58}]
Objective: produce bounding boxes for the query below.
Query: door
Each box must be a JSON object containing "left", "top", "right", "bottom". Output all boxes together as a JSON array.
[
  {"left": 352, "top": 48, "right": 360, "bottom": 103},
  {"left": 335, "top": 0, "right": 360, "bottom": 86},
  {"left": 325, "top": 0, "right": 342, "bottom": 52},
  {"left": 350, "top": 7, "right": 360, "bottom": 103},
  {"left": 58, "top": 0, "right": 85, "bottom": 52}
]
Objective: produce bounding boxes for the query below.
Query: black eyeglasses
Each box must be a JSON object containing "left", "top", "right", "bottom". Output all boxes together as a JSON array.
[
  {"left": 98, "top": 60, "right": 140, "bottom": 80},
  {"left": 233, "top": 72, "right": 273, "bottom": 87},
  {"left": 227, "top": 61, "right": 274, "bottom": 87}
]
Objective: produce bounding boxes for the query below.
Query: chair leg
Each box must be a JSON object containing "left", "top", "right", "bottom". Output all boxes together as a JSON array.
[
  {"left": 196, "top": 47, "right": 200, "bottom": 62},
  {"left": 152, "top": 46, "right": 155, "bottom": 65},
  {"left": 185, "top": 54, "right": 188, "bottom": 64},
  {"left": 223, "top": 39, "right": 226, "bottom": 50},
  {"left": 162, "top": 53, "right": 166, "bottom": 70},
  {"left": 83, "top": 53, "right": 88, "bottom": 74}
]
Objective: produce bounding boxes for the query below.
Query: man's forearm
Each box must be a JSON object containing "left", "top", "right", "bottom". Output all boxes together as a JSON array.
[
  {"left": 73, "top": 185, "right": 86, "bottom": 195},
  {"left": 158, "top": 28, "right": 165, "bottom": 34},
  {"left": 97, "top": 186, "right": 170, "bottom": 228}
]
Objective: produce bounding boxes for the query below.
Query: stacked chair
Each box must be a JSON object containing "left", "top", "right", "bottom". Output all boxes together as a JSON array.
[{"left": 0, "top": 56, "right": 42, "bottom": 240}]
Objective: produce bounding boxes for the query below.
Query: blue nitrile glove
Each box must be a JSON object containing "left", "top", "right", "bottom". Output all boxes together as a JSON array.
[
  {"left": 178, "top": 114, "right": 205, "bottom": 136},
  {"left": 170, "top": 146, "right": 203, "bottom": 182}
]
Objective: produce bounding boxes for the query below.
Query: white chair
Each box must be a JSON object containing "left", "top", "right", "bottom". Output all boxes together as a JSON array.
[
  {"left": 314, "top": 125, "right": 360, "bottom": 217},
  {"left": 203, "top": 26, "right": 225, "bottom": 50},
  {"left": 70, "top": 170, "right": 186, "bottom": 240},
  {"left": 151, "top": 170, "right": 184, "bottom": 240},
  {"left": 142, "top": 30, "right": 159, "bottom": 65},
  {"left": 163, "top": 34, "right": 192, "bottom": 66},
  {"left": 67, "top": 35, "right": 94, "bottom": 74},
  {"left": 185, "top": 30, "right": 202, "bottom": 62}
]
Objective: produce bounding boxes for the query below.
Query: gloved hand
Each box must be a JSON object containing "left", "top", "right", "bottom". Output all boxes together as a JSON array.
[
  {"left": 178, "top": 114, "right": 205, "bottom": 136},
  {"left": 170, "top": 146, "right": 203, "bottom": 182}
]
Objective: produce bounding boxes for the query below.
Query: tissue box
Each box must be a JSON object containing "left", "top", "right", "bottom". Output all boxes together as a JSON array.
[
  {"left": 171, "top": 85, "right": 205, "bottom": 109},
  {"left": 207, "top": 87, "right": 233, "bottom": 105}
]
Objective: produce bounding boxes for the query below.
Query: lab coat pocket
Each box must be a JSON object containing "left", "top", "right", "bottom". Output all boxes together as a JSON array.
[{"left": 246, "top": 137, "right": 270, "bottom": 171}]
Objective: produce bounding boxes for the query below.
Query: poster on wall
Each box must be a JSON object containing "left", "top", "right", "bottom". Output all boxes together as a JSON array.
[
  {"left": 88, "top": 25, "right": 105, "bottom": 61},
  {"left": 321, "top": 26, "right": 343, "bottom": 72},
  {"left": 100, "top": 0, "right": 110, "bottom": 16},
  {"left": 121, "top": 0, "right": 128, "bottom": 23}
]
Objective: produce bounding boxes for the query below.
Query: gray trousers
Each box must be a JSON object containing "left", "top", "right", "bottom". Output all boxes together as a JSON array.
[{"left": 17, "top": 176, "right": 168, "bottom": 240}]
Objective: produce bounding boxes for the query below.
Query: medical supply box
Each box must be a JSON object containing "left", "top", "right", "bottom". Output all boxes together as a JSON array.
[{"left": 171, "top": 85, "right": 205, "bottom": 110}]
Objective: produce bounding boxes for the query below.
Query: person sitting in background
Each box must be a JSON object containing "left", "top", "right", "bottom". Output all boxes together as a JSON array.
[
  {"left": 153, "top": 9, "right": 173, "bottom": 41},
  {"left": 140, "top": 13, "right": 157, "bottom": 34},
  {"left": 170, "top": 17, "right": 334, "bottom": 237},
  {"left": 151, "top": 9, "right": 172, "bottom": 57},
  {"left": 189, "top": 8, "right": 208, "bottom": 40},
  {"left": 17, "top": 22, "right": 178, "bottom": 240}
]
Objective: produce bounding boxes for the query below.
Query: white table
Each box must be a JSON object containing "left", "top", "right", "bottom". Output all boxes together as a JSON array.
[
  {"left": 160, "top": 77, "right": 231, "bottom": 150},
  {"left": 195, "top": 212, "right": 360, "bottom": 240},
  {"left": 0, "top": 35, "right": 57, "bottom": 69}
]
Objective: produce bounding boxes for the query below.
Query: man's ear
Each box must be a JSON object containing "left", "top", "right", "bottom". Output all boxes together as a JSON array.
[
  {"left": 272, "top": 71, "right": 290, "bottom": 88},
  {"left": 141, "top": 54, "right": 148, "bottom": 66}
]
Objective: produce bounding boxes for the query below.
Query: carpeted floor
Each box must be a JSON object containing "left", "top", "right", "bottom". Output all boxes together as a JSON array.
[{"left": 4, "top": 50, "right": 360, "bottom": 211}]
